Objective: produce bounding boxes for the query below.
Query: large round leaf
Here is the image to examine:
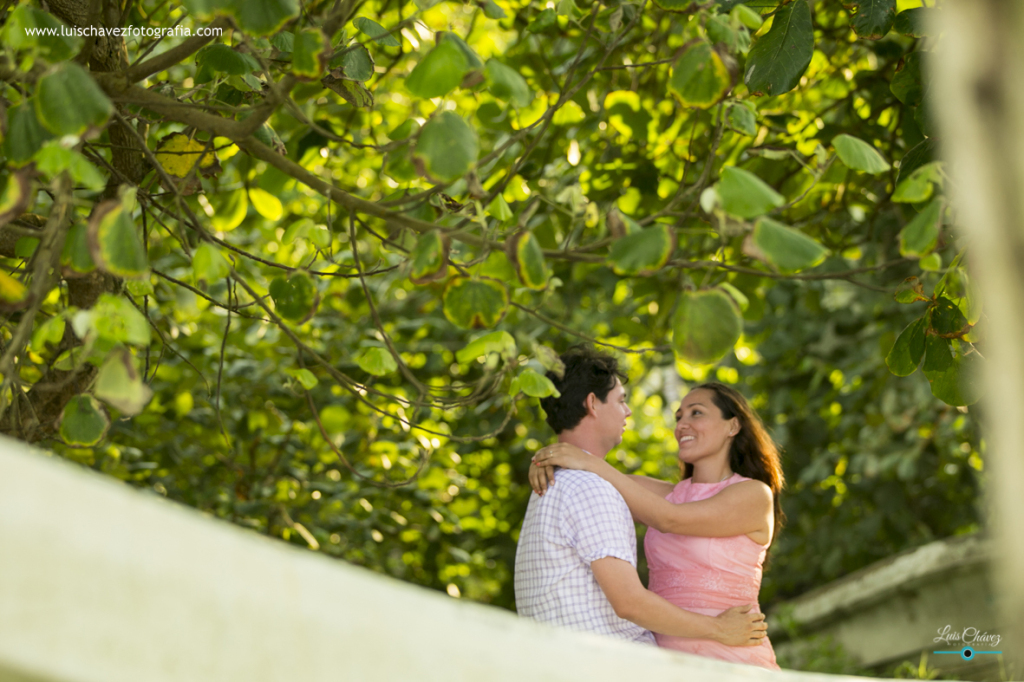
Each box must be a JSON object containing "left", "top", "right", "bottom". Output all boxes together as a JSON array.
[
  {"left": 507, "top": 231, "right": 549, "bottom": 290},
  {"left": 717, "top": 167, "right": 783, "bottom": 219},
  {"left": 846, "top": 0, "right": 896, "bottom": 39},
  {"left": 442, "top": 278, "right": 509, "bottom": 329},
  {"left": 59, "top": 395, "right": 110, "bottom": 447},
  {"left": 405, "top": 40, "right": 469, "bottom": 99},
  {"left": 669, "top": 42, "right": 731, "bottom": 109},
  {"left": 3, "top": 102, "right": 54, "bottom": 165},
  {"left": 925, "top": 348, "right": 982, "bottom": 407},
  {"left": 269, "top": 271, "right": 319, "bottom": 323},
  {"left": 409, "top": 231, "right": 449, "bottom": 284},
  {"left": 832, "top": 134, "right": 891, "bottom": 174},
  {"left": 744, "top": 0, "right": 813, "bottom": 96},
  {"left": 87, "top": 200, "right": 150, "bottom": 280},
  {"left": 608, "top": 225, "right": 675, "bottom": 276},
  {"left": 413, "top": 112, "right": 479, "bottom": 182},
  {"left": 94, "top": 348, "right": 153, "bottom": 416},
  {"left": 230, "top": 0, "right": 298, "bottom": 35},
  {"left": 899, "top": 199, "right": 942, "bottom": 258},
  {"left": 35, "top": 63, "right": 113, "bottom": 136},
  {"left": 291, "top": 28, "right": 329, "bottom": 79},
  {"left": 885, "top": 316, "right": 926, "bottom": 376},
  {"left": 2, "top": 5, "right": 82, "bottom": 62},
  {"left": 747, "top": 218, "right": 828, "bottom": 273},
  {"left": 671, "top": 289, "right": 743, "bottom": 365},
  {"left": 485, "top": 60, "right": 533, "bottom": 108}
]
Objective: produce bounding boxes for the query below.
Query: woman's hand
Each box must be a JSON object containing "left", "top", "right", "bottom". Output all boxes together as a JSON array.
[{"left": 531, "top": 442, "right": 598, "bottom": 494}]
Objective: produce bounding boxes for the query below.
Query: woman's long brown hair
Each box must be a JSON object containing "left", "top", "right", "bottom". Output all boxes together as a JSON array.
[{"left": 682, "top": 382, "right": 786, "bottom": 547}]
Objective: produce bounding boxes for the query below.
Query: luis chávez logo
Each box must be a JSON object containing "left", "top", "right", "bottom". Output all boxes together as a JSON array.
[{"left": 933, "top": 625, "right": 1002, "bottom": 661}]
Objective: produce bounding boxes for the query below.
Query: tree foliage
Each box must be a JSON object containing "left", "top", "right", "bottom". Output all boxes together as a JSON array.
[{"left": 0, "top": 0, "right": 980, "bottom": 634}]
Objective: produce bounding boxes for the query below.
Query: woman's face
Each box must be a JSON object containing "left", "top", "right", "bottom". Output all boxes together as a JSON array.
[{"left": 674, "top": 388, "right": 739, "bottom": 464}]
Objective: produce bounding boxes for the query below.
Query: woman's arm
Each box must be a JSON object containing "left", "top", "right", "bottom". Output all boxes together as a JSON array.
[
  {"left": 533, "top": 444, "right": 773, "bottom": 539},
  {"left": 628, "top": 474, "right": 674, "bottom": 496}
]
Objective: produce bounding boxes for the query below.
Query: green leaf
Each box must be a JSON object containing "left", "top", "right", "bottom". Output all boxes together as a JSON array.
[
  {"left": 230, "top": 0, "right": 298, "bottom": 35},
  {"left": 87, "top": 200, "right": 150, "bottom": 280},
  {"left": 0, "top": 271, "right": 30, "bottom": 312},
  {"left": 925, "top": 347, "right": 982, "bottom": 407},
  {"left": 718, "top": 166, "right": 783, "bottom": 218},
  {"left": 528, "top": 8, "right": 557, "bottom": 32},
  {"left": 413, "top": 112, "right": 479, "bottom": 182},
  {"left": 193, "top": 243, "right": 231, "bottom": 283},
  {"left": 319, "top": 404, "right": 351, "bottom": 434},
  {"left": 71, "top": 294, "right": 151, "bottom": 346},
  {"left": 456, "top": 331, "right": 517, "bottom": 364},
  {"left": 922, "top": 334, "right": 952, "bottom": 373},
  {"left": 533, "top": 343, "right": 566, "bottom": 378},
  {"left": 270, "top": 31, "right": 295, "bottom": 52},
  {"left": 291, "top": 28, "right": 328, "bottom": 79},
  {"left": 211, "top": 189, "right": 248, "bottom": 231},
  {"left": 482, "top": 0, "right": 507, "bottom": 19},
  {"left": 322, "top": 76, "right": 374, "bottom": 107},
  {"left": 15, "top": 237, "right": 39, "bottom": 258},
  {"left": 672, "top": 289, "right": 743, "bottom": 365},
  {"left": 94, "top": 347, "right": 153, "bottom": 416},
  {"left": 744, "top": 0, "right": 813, "bottom": 96},
  {"left": 35, "top": 63, "right": 113, "bottom": 136},
  {"left": 30, "top": 315, "right": 66, "bottom": 353},
  {"left": 518, "top": 368, "right": 560, "bottom": 398},
  {"left": 354, "top": 17, "right": 401, "bottom": 47},
  {"left": 748, "top": 218, "right": 828, "bottom": 272},
  {"left": 899, "top": 199, "right": 942, "bottom": 258},
  {"left": 832, "top": 134, "right": 890, "bottom": 174},
  {"left": 846, "top": 0, "right": 895, "bottom": 39},
  {"left": 405, "top": 40, "right": 469, "bottom": 99},
  {"left": 891, "top": 52, "right": 923, "bottom": 106},
  {"left": 338, "top": 44, "right": 375, "bottom": 81},
  {"left": 442, "top": 277, "right": 510, "bottom": 329},
  {"left": 669, "top": 42, "right": 731, "bottom": 109},
  {"left": 929, "top": 296, "right": 969, "bottom": 337},
  {"left": 355, "top": 347, "right": 398, "bottom": 376},
  {"left": 897, "top": 138, "right": 935, "bottom": 184},
  {"left": 196, "top": 44, "right": 260, "bottom": 77},
  {"left": 440, "top": 33, "right": 484, "bottom": 70},
  {"left": 485, "top": 60, "right": 533, "bottom": 107},
  {"left": 61, "top": 223, "right": 97, "bottom": 276},
  {"left": 894, "top": 276, "right": 928, "bottom": 304},
  {"left": 608, "top": 225, "right": 675, "bottom": 276},
  {"left": 1, "top": 5, "right": 82, "bottom": 62},
  {"left": 488, "top": 194, "right": 514, "bottom": 221},
  {"left": 287, "top": 368, "right": 319, "bottom": 390},
  {"left": 249, "top": 188, "right": 284, "bottom": 220},
  {"left": 507, "top": 231, "right": 549, "bottom": 289},
  {"left": 728, "top": 103, "right": 758, "bottom": 136},
  {"left": 0, "top": 171, "right": 33, "bottom": 229},
  {"left": 34, "top": 142, "right": 106, "bottom": 191},
  {"left": 3, "top": 102, "right": 54, "bottom": 165},
  {"left": 269, "top": 272, "right": 319, "bottom": 323},
  {"left": 719, "top": 282, "right": 749, "bottom": 311},
  {"left": 409, "top": 231, "right": 449, "bottom": 284},
  {"left": 885, "top": 316, "right": 926, "bottom": 376},
  {"left": 894, "top": 8, "right": 929, "bottom": 37},
  {"left": 59, "top": 395, "right": 110, "bottom": 447},
  {"left": 731, "top": 4, "right": 764, "bottom": 30},
  {"left": 892, "top": 162, "right": 941, "bottom": 203}
]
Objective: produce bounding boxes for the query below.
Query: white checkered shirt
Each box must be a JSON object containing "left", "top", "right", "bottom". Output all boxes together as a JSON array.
[{"left": 514, "top": 469, "right": 656, "bottom": 644}]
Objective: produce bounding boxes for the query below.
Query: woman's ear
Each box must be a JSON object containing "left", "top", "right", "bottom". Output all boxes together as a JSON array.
[{"left": 729, "top": 417, "right": 740, "bottom": 437}]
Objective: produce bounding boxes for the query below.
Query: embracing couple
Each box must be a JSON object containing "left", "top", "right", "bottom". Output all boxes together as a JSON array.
[{"left": 514, "top": 346, "right": 782, "bottom": 670}]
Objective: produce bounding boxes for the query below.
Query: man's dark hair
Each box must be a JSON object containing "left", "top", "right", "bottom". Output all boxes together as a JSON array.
[{"left": 540, "top": 345, "right": 627, "bottom": 434}]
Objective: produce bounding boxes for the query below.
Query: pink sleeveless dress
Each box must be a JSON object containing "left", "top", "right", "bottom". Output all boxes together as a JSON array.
[{"left": 644, "top": 473, "right": 779, "bottom": 669}]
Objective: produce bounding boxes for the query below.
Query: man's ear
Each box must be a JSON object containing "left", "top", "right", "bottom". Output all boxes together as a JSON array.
[{"left": 584, "top": 392, "right": 599, "bottom": 417}]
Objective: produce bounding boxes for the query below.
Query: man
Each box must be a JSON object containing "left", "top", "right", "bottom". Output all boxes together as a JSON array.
[{"left": 514, "top": 346, "right": 766, "bottom": 646}]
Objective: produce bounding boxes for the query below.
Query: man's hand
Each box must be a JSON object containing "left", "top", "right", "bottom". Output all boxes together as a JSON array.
[{"left": 711, "top": 604, "right": 768, "bottom": 647}]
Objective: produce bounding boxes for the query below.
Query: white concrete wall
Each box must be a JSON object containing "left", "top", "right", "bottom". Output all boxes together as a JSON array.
[{"left": 0, "top": 437, "right": 875, "bottom": 682}]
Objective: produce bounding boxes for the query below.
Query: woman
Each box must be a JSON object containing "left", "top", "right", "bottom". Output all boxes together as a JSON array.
[{"left": 530, "top": 382, "right": 784, "bottom": 669}]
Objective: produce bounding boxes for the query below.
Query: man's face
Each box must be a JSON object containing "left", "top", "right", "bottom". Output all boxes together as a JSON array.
[{"left": 591, "top": 378, "right": 632, "bottom": 448}]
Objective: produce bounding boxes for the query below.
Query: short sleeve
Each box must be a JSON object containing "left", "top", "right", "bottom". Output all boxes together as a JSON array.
[{"left": 562, "top": 480, "right": 637, "bottom": 566}]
